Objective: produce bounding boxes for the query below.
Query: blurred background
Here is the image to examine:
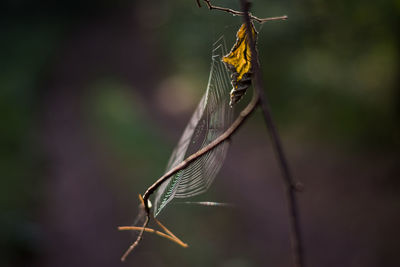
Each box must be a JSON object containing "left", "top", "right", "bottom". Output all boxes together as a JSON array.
[{"left": 1, "top": 0, "right": 399, "bottom": 266}]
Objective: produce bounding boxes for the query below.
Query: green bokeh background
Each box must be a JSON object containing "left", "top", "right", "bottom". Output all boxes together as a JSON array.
[{"left": 1, "top": 0, "right": 399, "bottom": 266}]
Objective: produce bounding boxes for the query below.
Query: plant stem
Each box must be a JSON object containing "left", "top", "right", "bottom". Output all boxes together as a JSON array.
[
  {"left": 240, "top": 1, "right": 305, "bottom": 267},
  {"left": 143, "top": 90, "right": 260, "bottom": 204},
  {"left": 201, "top": 0, "right": 287, "bottom": 23}
]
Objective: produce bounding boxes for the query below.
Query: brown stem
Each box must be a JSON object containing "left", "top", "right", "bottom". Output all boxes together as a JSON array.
[
  {"left": 154, "top": 217, "right": 188, "bottom": 247},
  {"left": 143, "top": 90, "right": 260, "bottom": 205},
  {"left": 121, "top": 84, "right": 260, "bottom": 262},
  {"left": 201, "top": 0, "right": 287, "bottom": 23},
  {"left": 239, "top": 1, "right": 305, "bottom": 267},
  {"left": 118, "top": 226, "right": 188, "bottom": 247},
  {"left": 121, "top": 1, "right": 296, "bottom": 261},
  {"left": 120, "top": 214, "right": 149, "bottom": 262},
  {"left": 196, "top": 0, "right": 202, "bottom": 8}
]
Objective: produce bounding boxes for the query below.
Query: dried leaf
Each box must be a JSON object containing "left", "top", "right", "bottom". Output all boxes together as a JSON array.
[{"left": 222, "top": 23, "right": 258, "bottom": 106}]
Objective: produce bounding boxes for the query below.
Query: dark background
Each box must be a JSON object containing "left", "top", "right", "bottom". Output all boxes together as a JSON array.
[{"left": 1, "top": 0, "right": 399, "bottom": 266}]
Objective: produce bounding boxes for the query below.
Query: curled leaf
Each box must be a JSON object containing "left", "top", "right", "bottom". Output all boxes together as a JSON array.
[{"left": 222, "top": 23, "right": 258, "bottom": 106}]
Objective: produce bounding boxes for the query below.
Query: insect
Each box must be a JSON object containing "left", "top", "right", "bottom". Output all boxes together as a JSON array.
[
  {"left": 222, "top": 22, "right": 258, "bottom": 106},
  {"left": 119, "top": 37, "right": 234, "bottom": 261}
]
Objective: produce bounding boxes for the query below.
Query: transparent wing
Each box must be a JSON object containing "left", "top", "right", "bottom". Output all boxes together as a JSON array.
[{"left": 153, "top": 37, "right": 233, "bottom": 217}]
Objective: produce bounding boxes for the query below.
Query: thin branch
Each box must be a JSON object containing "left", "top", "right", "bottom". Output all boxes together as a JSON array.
[
  {"left": 239, "top": 1, "right": 305, "bottom": 267},
  {"left": 120, "top": 214, "right": 149, "bottom": 262},
  {"left": 142, "top": 90, "right": 259, "bottom": 205},
  {"left": 121, "top": 2, "right": 299, "bottom": 262},
  {"left": 120, "top": 211, "right": 190, "bottom": 261},
  {"left": 118, "top": 226, "right": 188, "bottom": 247},
  {"left": 154, "top": 217, "right": 188, "bottom": 247},
  {"left": 121, "top": 90, "right": 260, "bottom": 261},
  {"left": 196, "top": 0, "right": 202, "bottom": 8},
  {"left": 200, "top": 0, "right": 287, "bottom": 24}
]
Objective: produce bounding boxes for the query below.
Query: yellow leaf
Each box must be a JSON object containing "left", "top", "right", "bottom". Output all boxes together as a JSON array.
[{"left": 222, "top": 23, "right": 258, "bottom": 106}]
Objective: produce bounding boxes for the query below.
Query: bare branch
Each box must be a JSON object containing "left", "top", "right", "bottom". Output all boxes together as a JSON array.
[
  {"left": 118, "top": 226, "right": 188, "bottom": 247},
  {"left": 120, "top": 214, "right": 149, "bottom": 262},
  {"left": 121, "top": 2, "right": 301, "bottom": 262},
  {"left": 121, "top": 87, "right": 260, "bottom": 262},
  {"left": 200, "top": 0, "right": 287, "bottom": 24},
  {"left": 154, "top": 217, "right": 188, "bottom": 247},
  {"left": 196, "top": 0, "right": 202, "bottom": 8},
  {"left": 239, "top": 1, "right": 305, "bottom": 267},
  {"left": 142, "top": 90, "right": 259, "bottom": 205}
]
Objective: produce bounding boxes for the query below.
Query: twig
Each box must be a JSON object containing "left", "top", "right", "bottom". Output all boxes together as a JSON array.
[
  {"left": 196, "top": 0, "right": 202, "bottom": 8},
  {"left": 120, "top": 214, "right": 149, "bottom": 262},
  {"left": 239, "top": 1, "right": 305, "bottom": 267},
  {"left": 142, "top": 90, "right": 260, "bottom": 205},
  {"left": 121, "top": 2, "right": 300, "bottom": 262},
  {"left": 120, "top": 204, "right": 189, "bottom": 261},
  {"left": 154, "top": 217, "right": 188, "bottom": 247},
  {"left": 121, "top": 90, "right": 260, "bottom": 261},
  {"left": 200, "top": 0, "right": 287, "bottom": 24},
  {"left": 118, "top": 226, "right": 188, "bottom": 247}
]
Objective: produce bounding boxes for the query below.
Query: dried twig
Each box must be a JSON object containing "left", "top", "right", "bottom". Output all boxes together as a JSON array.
[
  {"left": 120, "top": 90, "right": 260, "bottom": 261},
  {"left": 239, "top": 1, "right": 305, "bottom": 267},
  {"left": 200, "top": 0, "right": 287, "bottom": 24},
  {"left": 142, "top": 90, "right": 260, "bottom": 205},
  {"left": 120, "top": 215, "right": 149, "bottom": 262},
  {"left": 120, "top": 2, "right": 303, "bottom": 264},
  {"left": 118, "top": 226, "right": 188, "bottom": 247}
]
